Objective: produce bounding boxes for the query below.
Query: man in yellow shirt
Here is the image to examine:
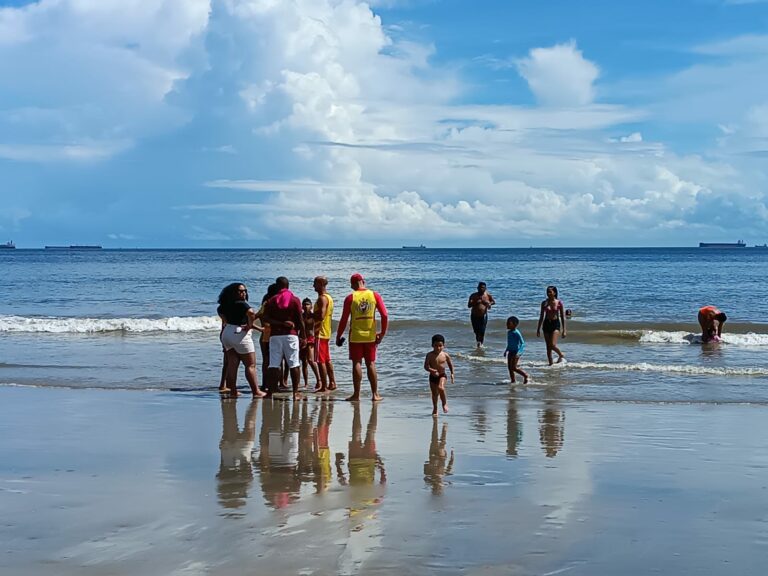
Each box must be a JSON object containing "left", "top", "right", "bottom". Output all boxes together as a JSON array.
[
  {"left": 312, "top": 275, "right": 337, "bottom": 393},
  {"left": 336, "top": 273, "right": 389, "bottom": 401}
]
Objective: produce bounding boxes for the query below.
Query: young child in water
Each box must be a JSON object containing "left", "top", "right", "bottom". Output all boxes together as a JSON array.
[
  {"left": 301, "top": 298, "right": 320, "bottom": 389},
  {"left": 505, "top": 316, "right": 529, "bottom": 384},
  {"left": 424, "top": 334, "right": 455, "bottom": 416}
]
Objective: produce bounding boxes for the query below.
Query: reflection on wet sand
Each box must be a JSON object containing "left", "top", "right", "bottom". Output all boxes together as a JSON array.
[
  {"left": 216, "top": 399, "right": 257, "bottom": 514},
  {"left": 423, "top": 419, "right": 454, "bottom": 495},
  {"left": 256, "top": 399, "right": 302, "bottom": 509},
  {"left": 336, "top": 402, "right": 386, "bottom": 488},
  {"left": 506, "top": 397, "right": 522, "bottom": 458},
  {"left": 539, "top": 397, "right": 566, "bottom": 458},
  {"left": 470, "top": 399, "right": 490, "bottom": 442},
  {"left": 335, "top": 403, "right": 387, "bottom": 574},
  {"left": 313, "top": 401, "right": 334, "bottom": 494}
]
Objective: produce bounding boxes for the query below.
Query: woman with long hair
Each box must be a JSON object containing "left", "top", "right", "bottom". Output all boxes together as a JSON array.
[
  {"left": 536, "top": 285, "right": 566, "bottom": 365},
  {"left": 217, "top": 282, "right": 265, "bottom": 398}
]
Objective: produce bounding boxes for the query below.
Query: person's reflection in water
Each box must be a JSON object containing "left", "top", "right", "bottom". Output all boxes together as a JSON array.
[
  {"left": 336, "top": 402, "right": 386, "bottom": 488},
  {"left": 313, "top": 401, "right": 335, "bottom": 494},
  {"left": 335, "top": 402, "right": 386, "bottom": 565},
  {"left": 256, "top": 399, "right": 302, "bottom": 509},
  {"left": 423, "top": 419, "right": 454, "bottom": 495},
  {"left": 538, "top": 397, "right": 565, "bottom": 458},
  {"left": 506, "top": 397, "right": 522, "bottom": 458},
  {"left": 470, "top": 399, "right": 489, "bottom": 442},
  {"left": 217, "top": 399, "right": 257, "bottom": 514}
]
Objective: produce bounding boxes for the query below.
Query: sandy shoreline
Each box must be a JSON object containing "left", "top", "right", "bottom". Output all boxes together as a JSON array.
[{"left": 2, "top": 386, "right": 767, "bottom": 575}]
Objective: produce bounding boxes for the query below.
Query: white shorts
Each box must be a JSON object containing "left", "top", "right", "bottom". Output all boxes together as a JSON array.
[
  {"left": 269, "top": 335, "right": 300, "bottom": 369},
  {"left": 221, "top": 324, "right": 256, "bottom": 355}
]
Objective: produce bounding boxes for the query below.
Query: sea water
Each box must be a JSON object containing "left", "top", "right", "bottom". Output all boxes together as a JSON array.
[{"left": 1, "top": 248, "right": 767, "bottom": 403}]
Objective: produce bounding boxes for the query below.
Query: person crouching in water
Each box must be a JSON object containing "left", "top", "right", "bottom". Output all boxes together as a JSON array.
[
  {"left": 504, "top": 316, "right": 529, "bottom": 384},
  {"left": 698, "top": 305, "right": 727, "bottom": 343}
]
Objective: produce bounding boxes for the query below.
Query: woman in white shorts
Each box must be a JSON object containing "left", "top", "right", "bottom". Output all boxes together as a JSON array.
[{"left": 217, "top": 283, "right": 266, "bottom": 398}]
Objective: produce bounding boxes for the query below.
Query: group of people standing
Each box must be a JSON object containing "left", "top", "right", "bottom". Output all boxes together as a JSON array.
[{"left": 217, "top": 273, "right": 388, "bottom": 402}]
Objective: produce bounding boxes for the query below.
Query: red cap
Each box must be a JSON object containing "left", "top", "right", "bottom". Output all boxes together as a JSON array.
[{"left": 350, "top": 273, "right": 364, "bottom": 284}]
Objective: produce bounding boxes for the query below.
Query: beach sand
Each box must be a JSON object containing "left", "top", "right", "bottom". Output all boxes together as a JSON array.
[{"left": 2, "top": 387, "right": 767, "bottom": 575}]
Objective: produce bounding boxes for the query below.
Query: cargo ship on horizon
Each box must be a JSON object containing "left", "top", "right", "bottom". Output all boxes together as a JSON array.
[
  {"left": 44, "top": 245, "right": 103, "bottom": 251},
  {"left": 698, "top": 240, "right": 746, "bottom": 248},
  {"left": 1, "top": 240, "right": 15, "bottom": 249}
]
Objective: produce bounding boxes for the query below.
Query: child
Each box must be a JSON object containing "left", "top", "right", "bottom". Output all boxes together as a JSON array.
[
  {"left": 301, "top": 298, "right": 321, "bottom": 389},
  {"left": 505, "top": 316, "right": 529, "bottom": 384},
  {"left": 424, "top": 334, "right": 455, "bottom": 416}
]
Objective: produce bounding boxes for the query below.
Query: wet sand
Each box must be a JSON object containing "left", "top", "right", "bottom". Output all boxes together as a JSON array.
[{"left": 1, "top": 387, "right": 767, "bottom": 575}]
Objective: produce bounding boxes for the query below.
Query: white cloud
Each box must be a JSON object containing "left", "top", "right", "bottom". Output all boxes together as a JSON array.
[
  {"left": 516, "top": 41, "right": 600, "bottom": 107},
  {"left": 0, "top": 0, "right": 210, "bottom": 161},
  {"left": 2, "top": 0, "right": 768, "bottom": 245},
  {"left": 620, "top": 132, "right": 643, "bottom": 143}
]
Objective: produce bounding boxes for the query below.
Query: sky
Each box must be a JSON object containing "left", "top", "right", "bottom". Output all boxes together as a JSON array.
[{"left": 1, "top": 0, "right": 768, "bottom": 248}]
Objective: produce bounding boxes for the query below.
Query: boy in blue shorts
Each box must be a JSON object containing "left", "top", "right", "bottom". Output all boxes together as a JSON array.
[{"left": 504, "top": 316, "right": 529, "bottom": 384}]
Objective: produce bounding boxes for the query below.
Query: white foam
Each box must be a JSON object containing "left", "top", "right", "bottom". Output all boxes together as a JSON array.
[
  {"left": 639, "top": 330, "right": 768, "bottom": 346},
  {"left": 0, "top": 315, "right": 221, "bottom": 333},
  {"left": 457, "top": 352, "right": 768, "bottom": 377}
]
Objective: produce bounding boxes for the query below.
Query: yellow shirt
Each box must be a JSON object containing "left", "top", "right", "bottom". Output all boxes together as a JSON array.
[
  {"left": 350, "top": 289, "right": 377, "bottom": 343},
  {"left": 314, "top": 293, "right": 333, "bottom": 340}
]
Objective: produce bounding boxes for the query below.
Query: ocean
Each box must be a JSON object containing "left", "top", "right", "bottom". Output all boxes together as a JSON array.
[{"left": 1, "top": 248, "right": 767, "bottom": 403}]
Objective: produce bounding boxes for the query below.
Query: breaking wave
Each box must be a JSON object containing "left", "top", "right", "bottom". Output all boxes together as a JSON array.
[{"left": 0, "top": 315, "right": 221, "bottom": 333}]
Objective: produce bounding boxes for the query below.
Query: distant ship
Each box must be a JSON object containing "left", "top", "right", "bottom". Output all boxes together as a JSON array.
[
  {"left": 698, "top": 240, "right": 746, "bottom": 248},
  {"left": 755, "top": 244, "right": 768, "bottom": 248},
  {"left": 45, "top": 245, "right": 103, "bottom": 250},
  {"left": 1, "top": 240, "right": 15, "bottom": 249},
  {"left": 402, "top": 244, "right": 427, "bottom": 250}
]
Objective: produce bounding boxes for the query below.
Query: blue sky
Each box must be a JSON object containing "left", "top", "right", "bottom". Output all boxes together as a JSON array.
[{"left": 1, "top": 0, "right": 768, "bottom": 248}]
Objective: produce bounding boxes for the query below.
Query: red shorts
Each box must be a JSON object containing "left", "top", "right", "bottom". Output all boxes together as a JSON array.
[
  {"left": 349, "top": 341, "right": 377, "bottom": 362},
  {"left": 315, "top": 338, "right": 331, "bottom": 363}
]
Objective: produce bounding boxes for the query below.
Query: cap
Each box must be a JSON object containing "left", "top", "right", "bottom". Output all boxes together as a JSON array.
[{"left": 350, "top": 273, "right": 365, "bottom": 284}]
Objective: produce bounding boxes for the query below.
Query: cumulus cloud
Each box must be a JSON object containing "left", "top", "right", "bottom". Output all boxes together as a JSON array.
[
  {"left": 516, "top": 41, "right": 600, "bottom": 107},
  {"left": 2, "top": 0, "right": 767, "bottom": 246},
  {"left": 0, "top": 0, "right": 211, "bottom": 162}
]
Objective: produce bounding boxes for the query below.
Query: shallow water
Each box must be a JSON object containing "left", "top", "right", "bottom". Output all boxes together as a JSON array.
[{"left": 1, "top": 248, "right": 767, "bottom": 403}]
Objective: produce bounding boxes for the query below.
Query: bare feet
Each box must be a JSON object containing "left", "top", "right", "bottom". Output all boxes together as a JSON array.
[
  {"left": 523, "top": 378, "right": 529, "bottom": 384},
  {"left": 556, "top": 355, "right": 565, "bottom": 364},
  {"left": 328, "top": 383, "right": 337, "bottom": 391},
  {"left": 442, "top": 404, "right": 449, "bottom": 413},
  {"left": 432, "top": 411, "right": 438, "bottom": 417},
  {"left": 511, "top": 378, "right": 516, "bottom": 384},
  {"left": 314, "top": 387, "right": 328, "bottom": 393},
  {"left": 372, "top": 394, "right": 383, "bottom": 402},
  {"left": 292, "top": 393, "right": 304, "bottom": 402},
  {"left": 252, "top": 390, "right": 267, "bottom": 398},
  {"left": 345, "top": 395, "right": 360, "bottom": 402}
]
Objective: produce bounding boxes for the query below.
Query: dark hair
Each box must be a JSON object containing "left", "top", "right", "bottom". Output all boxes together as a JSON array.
[
  {"left": 477, "top": 281, "right": 487, "bottom": 289},
  {"left": 715, "top": 312, "right": 727, "bottom": 322},
  {"left": 218, "top": 282, "right": 246, "bottom": 306},
  {"left": 546, "top": 285, "right": 559, "bottom": 298},
  {"left": 302, "top": 297, "right": 312, "bottom": 306},
  {"left": 275, "top": 276, "right": 289, "bottom": 290},
  {"left": 431, "top": 334, "right": 445, "bottom": 345},
  {"left": 507, "top": 316, "right": 519, "bottom": 326},
  {"left": 262, "top": 283, "right": 278, "bottom": 304}
]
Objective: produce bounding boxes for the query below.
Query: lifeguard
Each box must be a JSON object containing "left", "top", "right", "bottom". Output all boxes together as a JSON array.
[{"left": 336, "top": 273, "right": 388, "bottom": 401}]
